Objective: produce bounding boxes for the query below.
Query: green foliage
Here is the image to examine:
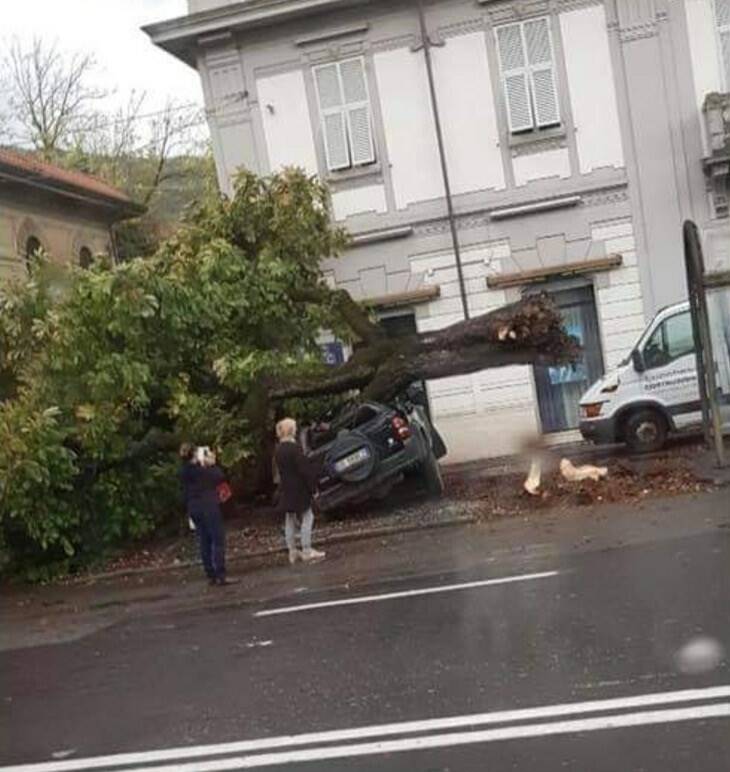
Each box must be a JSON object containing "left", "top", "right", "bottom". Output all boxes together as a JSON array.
[{"left": 0, "top": 168, "right": 347, "bottom": 579}]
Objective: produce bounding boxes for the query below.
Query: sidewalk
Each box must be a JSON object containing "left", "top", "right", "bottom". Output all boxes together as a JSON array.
[{"left": 2, "top": 484, "right": 728, "bottom": 653}]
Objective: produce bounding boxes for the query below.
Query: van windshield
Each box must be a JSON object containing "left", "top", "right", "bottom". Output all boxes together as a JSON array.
[{"left": 618, "top": 305, "right": 690, "bottom": 368}]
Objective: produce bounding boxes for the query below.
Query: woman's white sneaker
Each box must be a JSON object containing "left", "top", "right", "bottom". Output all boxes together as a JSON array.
[{"left": 302, "top": 548, "right": 326, "bottom": 562}]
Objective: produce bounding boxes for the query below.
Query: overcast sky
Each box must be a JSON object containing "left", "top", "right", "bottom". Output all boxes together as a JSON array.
[{"left": 2, "top": 0, "right": 203, "bottom": 119}]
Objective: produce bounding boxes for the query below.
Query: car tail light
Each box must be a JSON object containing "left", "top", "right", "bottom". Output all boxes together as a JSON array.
[{"left": 391, "top": 415, "right": 411, "bottom": 441}]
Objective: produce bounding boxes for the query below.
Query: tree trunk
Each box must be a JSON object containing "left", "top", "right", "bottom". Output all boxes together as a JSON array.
[{"left": 271, "top": 293, "right": 578, "bottom": 404}]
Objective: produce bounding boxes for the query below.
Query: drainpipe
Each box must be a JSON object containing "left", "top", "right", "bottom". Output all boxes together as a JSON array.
[{"left": 415, "top": 0, "right": 469, "bottom": 320}]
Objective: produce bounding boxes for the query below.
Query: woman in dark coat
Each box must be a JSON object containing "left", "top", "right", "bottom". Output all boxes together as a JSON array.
[
  {"left": 274, "top": 418, "right": 325, "bottom": 565},
  {"left": 179, "top": 444, "right": 231, "bottom": 585}
]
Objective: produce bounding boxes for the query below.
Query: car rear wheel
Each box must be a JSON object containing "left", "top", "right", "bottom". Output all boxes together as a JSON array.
[
  {"left": 421, "top": 448, "right": 444, "bottom": 496},
  {"left": 624, "top": 409, "right": 668, "bottom": 454}
]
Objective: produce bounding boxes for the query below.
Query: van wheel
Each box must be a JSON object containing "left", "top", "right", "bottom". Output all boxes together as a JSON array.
[
  {"left": 624, "top": 409, "right": 668, "bottom": 454},
  {"left": 421, "top": 449, "right": 444, "bottom": 497}
]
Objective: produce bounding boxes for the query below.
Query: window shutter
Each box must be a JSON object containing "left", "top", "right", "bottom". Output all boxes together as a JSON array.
[
  {"left": 496, "top": 24, "right": 534, "bottom": 132},
  {"left": 346, "top": 105, "right": 375, "bottom": 165},
  {"left": 524, "top": 18, "right": 560, "bottom": 127},
  {"left": 497, "top": 24, "right": 526, "bottom": 71},
  {"left": 323, "top": 112, "right": 350, "bottom": 171},
  {"left": 339, "top": 58, "right": 375, "bottom": 166},
  {"left": 339, "top": 58, "right": 368, "bottom": 103},
  {"left": 720, "top": 29, "right": 730, "bottom": 88},
  {"left": 717, "top": 0, "right": 730, "bottom": 88},
  {"left": 717, "top": 0, "right": 730, "bottom": 26},
  {"left": 314, "top": 64, "right": 342, "bottom": 110},
  {"left": 314, "top": 64, "right": 350, "bottom": 171}
]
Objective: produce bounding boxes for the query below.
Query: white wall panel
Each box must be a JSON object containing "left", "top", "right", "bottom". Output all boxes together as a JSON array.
[
  {"left": 512, "top": 148, "right": 571, "bottom": 186},
  {"left": 431, "top": 32, "right": 506, "bottom": 194},
  {"left": 560, "top": 4, "right": 624, "bottom": 174},
  {"left": 331, "top": 185, "right": 387, "bottom": 220},
  {"left": 592, "top": 220, "right": 648, "bottom": 370},
  {"left": 684, "top": 0, "right": 723, "bottom": 156},
  {"left": 217, "top": 123, "right": 254, "bottom": 192},
  {"left": 374, "top": 47, "right": 444, "bottom": 208},
  {"left": 256, "top": 70, "right": 318, "bottom": 175}
]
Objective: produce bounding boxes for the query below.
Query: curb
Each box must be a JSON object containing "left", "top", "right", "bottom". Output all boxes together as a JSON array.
[{"left": 77, "top": 514, "right": 478, "bottom": 584}]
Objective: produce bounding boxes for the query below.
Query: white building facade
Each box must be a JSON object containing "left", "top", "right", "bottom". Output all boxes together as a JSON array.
[{"left": 147, "top": 0, "right": 730, "bottom": 462}]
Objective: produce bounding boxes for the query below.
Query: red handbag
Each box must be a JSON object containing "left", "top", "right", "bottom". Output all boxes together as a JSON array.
[{"left": 217, "top": 482, "right": 233, "bottom": 503}]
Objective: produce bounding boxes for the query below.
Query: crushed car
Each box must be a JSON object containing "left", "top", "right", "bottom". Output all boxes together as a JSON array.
[{"left": 301, "top": 387, "right": 447, "bottom": 513}]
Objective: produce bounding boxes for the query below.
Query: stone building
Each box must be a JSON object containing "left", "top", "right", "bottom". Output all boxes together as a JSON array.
[{"left": 0, "top": 148, "right": 143, "bottom": 280}]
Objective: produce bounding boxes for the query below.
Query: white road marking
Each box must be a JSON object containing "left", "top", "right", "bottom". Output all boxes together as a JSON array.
[
  {"left": 255, "top": 570, "right": 560, "bottom": 617},
  {"left": 121, "top": 704, "right": 730, "bottom": 771},
  {"left": 3, "top": 685, "right": 729, "bottom": 772}
]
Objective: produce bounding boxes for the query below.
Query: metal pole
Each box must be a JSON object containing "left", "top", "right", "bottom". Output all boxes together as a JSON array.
[
  {"left": 416, "top": 0, "right": 469, "bottom": 320},
  {"left": 684, "top": 222, "right": 713, "bottom": 448},
  {"left": 683, "top": 220, "right": 726, "bottom": 467}
]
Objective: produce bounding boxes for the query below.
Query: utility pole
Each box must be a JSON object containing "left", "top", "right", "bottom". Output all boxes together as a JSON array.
[{"left": 415, "top": 0, "right": 469, "bottom": 320}]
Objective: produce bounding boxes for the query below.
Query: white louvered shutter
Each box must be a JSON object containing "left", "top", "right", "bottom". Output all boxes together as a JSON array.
[
  {"left": 339, "top": 58, "right": 375, "bottom": 166},
  {"left": 524, "top": 18, "right": 560, "bottom": 127},
  {"left": 314, "top": 64, "right": 350, "bottom": 171},
  {"left": 716, "top": 0, "right": 730, "bottom": 89},
  {"left": 496, "top": 24, "right": 534, "bottom": 133}
]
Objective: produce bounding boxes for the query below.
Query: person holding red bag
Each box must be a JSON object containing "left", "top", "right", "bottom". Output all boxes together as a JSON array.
[{"left": 179, "top": 444, "right": 233, "bottom": 586}]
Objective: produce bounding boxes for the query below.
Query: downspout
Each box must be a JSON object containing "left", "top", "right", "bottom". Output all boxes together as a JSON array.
[{"left": 415, "top": 0, "right": 469, "bottom": 319}]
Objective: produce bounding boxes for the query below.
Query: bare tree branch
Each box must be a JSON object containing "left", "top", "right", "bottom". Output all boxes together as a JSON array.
[{"left": 3, "top": 37, "right": 106, "bottom": 159}]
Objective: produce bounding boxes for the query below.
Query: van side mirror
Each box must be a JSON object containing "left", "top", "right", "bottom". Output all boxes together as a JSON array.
[{"left": 631, "top": 349, "right": 646, "bottom": 373}]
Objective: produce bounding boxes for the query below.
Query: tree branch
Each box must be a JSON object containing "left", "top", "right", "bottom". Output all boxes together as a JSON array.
[{"left": 290, "top": 285, "right": 385, "bottom": 344}]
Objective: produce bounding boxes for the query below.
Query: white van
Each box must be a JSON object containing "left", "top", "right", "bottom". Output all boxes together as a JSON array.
[{"left": 579, "top": 301, "right": 730, "bottom": 453}]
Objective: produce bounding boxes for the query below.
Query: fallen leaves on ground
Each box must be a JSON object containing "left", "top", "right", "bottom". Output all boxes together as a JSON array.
[{"left": 84, "top": 444, "right": 714, "bottom": 579}]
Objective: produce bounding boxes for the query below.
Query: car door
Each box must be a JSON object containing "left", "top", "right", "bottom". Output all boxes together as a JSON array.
[{"left": 640, "top": 309, "right": 700, "bottom": 428}]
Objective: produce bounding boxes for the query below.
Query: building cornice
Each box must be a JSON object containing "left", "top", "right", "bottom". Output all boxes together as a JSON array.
[{"left": 143, "top": 0, "right": 375, "bottom": 65}]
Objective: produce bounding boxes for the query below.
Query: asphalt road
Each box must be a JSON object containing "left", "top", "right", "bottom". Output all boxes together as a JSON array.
[{"left": 1, "top": 495, "right": 729, "bottom": 771}]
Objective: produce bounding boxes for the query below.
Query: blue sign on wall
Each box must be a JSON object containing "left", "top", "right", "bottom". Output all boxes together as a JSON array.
[{"left": 321, "top": 341, "right": 345, "bottom": 366}]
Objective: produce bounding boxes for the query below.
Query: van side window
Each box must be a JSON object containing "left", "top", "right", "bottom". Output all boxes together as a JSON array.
[{"left": 643, "top": 311, "right": 695, "bottom": 369}]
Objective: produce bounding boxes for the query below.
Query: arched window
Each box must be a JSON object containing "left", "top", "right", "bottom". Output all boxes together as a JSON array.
[
  {"left": 79, "top": 246, "right": 93, "bottom": 269},
  {"left": 25, "top": 236, "right": 42, "bottom": 272}
]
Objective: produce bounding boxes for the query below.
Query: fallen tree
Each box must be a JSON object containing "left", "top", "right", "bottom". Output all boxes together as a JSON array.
[
  {"left": 0, "top": 168, "right": 577, "bottom": 578},
  {"left": 270, "top": 288, "right": 576, "bottom": 404}
]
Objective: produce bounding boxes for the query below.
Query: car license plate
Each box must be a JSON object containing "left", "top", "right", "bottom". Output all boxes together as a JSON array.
[{"left": 334, "top": 447, "right": 370, "bottom": 473}]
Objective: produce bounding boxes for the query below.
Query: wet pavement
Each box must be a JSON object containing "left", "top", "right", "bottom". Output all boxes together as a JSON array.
[{"left": 1, "top": 491, "right": 729, "bottom": 770}]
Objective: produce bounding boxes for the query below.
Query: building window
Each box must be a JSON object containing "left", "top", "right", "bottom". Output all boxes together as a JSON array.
[
  {"left": 79, "top": 246, "right": 93, "bottom": 269},
  {"left": 313, "top": 57, "right": 376, "bottom": 172},
  {"left": 495, "top": 17, "right": 560, "bottom": 134},
  {"left": 715, "top": 0, "right": 730, "bottom": 89},
  {"left": 24, "top": 236, "right": 42, "bottom": 272}
]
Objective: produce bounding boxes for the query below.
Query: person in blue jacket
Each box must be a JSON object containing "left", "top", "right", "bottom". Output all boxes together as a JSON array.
[{"left": 179, "top": 444, "right": 231, "bottom": 586}]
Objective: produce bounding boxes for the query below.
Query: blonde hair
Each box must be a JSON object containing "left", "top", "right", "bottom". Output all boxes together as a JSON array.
[{"left": 276, "top": 417, "right": 297, "bottom": 441}]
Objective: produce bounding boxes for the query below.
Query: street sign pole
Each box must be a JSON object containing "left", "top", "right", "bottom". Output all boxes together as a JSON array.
[{"left": 683, "top": 220, "right": 726, "bottom": 468}]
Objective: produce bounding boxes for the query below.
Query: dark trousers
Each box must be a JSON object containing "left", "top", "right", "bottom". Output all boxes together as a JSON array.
[{"left": 190, "top": 508, "right": 225, "bottom": 580}]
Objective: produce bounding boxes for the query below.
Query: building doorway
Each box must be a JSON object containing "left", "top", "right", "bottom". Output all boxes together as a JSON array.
[{"left": 533, "top": 285, "right": 604, "bottom": 433}]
